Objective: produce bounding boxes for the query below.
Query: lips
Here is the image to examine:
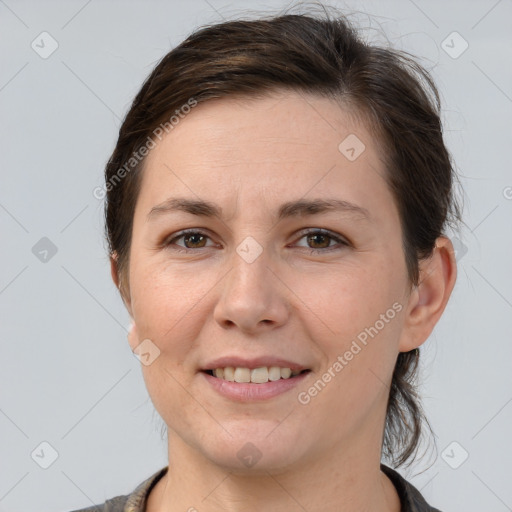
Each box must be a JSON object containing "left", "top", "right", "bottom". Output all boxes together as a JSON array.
[{"left": 201, "top": 367, "right": 311, "bottom": 401}]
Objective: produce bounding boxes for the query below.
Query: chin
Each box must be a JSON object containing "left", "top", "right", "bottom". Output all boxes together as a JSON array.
[{"left": 199, "top": 426, "right": 306, "bottom": 474}]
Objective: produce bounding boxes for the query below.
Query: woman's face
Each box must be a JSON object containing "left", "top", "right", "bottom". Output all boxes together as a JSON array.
[{"left": 122, "top": 90, "right": 419, "bottom": 473}]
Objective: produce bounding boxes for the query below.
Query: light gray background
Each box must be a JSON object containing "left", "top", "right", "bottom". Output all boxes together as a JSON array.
[{"left": 1, "top": 0, "right": 511, "bottom": 510}]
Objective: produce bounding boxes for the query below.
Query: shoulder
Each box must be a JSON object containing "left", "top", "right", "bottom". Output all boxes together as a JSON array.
[
  {"left": 381, "top": 463, "right": 444, "bottom": 512},
  {"left": 66, "top": 494, "right": 128, "bottom": 512},
  {"left": 65, "top": 467, "right": 168, "bottom": 512},
  {"left": 67, "top": 495, "right": 128, "bottom": 512}
]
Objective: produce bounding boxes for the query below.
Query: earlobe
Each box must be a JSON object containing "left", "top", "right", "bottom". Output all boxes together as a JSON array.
[
  {"left": 110, "top": 252, "right": 120, "bottom": 289},
  {"left": 110, "top": 251, "right": 133, "bottom": 316},
  {"left": 398, "top": 236, "right": 457, "bottom": 353},
  {"left": 127, "top": 320, "right": 139, "bottom": 351}
]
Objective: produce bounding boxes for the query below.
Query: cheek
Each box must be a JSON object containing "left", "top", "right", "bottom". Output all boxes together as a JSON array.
[
  {"left": 294, "top": 258, "right": 405, "bottom": 407},
  {"left": 296, "top": 257, "right": 402, "bottom": 343},
  {"left": 129, "top": 263, "right": 213, "bottom": 422},
  {"left": 129, "top": 261, "right": 213, "bottom": 371},
  {"left": 131, "top": 258, "right": 209, "bottom": 328}
]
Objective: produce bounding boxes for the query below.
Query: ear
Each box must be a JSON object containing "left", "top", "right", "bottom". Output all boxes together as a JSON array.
[
  {"left": 127, "top": 320, "right": 140, "bottom": 351},
  {"left": 398, "top": 236, "right": 457, "bottom": 352},
  {"left": 110, "top": 251, "right": 133, "bottom": 318}
]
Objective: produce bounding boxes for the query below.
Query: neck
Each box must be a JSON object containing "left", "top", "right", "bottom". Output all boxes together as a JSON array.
[{"left": 147, "top": 429, "right": 401, "bottom": 512}]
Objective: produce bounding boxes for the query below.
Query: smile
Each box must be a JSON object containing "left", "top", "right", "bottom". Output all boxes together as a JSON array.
[
  {"left": 204, "top": 366, "right": 309, "bottom": 384},
  {"left": 201, "top": 368, "right": 311, "bottom": 401}
]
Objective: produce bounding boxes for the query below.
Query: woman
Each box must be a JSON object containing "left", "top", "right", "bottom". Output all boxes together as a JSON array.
[{"left": 73, "top": 4, "right": 461, "bottom": 511}]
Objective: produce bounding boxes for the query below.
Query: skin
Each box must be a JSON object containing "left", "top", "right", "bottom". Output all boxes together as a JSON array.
[{"left": 111, "top": 89, "right": 457, "bottom": 512}]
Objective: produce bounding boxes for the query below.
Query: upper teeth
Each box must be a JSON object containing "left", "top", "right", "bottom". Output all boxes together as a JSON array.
[{"left": 212, "top": 367, "right": 301, "bottom": 383}]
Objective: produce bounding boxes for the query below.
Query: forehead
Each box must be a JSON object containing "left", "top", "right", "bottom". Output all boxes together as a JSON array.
[
  {"left": 136, "top": 90, "right": 393, "bottom": 222},
  {"left": 146, "top": 91, "right": 374, "bottom": 161}
]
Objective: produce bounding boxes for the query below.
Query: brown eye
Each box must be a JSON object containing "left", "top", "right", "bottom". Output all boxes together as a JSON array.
[
  {"left": 295, "top": 229, "right": 349, "bottom": 253},
  {"left": 181, "top": 232, "right": 207, "bottom": 249},
  {"left": 165, "top": 230, "right": 213, "bottom": 252},
  {"left": 306, "top": 233, "right": 331, "bottom": 249}
]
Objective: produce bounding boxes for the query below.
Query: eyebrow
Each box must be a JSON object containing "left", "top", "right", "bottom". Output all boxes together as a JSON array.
[{"left": 146, "top": 197, "right": 372, "bottom": 223}]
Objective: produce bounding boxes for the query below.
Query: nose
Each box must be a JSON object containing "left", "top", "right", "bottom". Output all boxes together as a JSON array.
[{"left": 213, "top": 246, "right": 290, "bottom": 334}]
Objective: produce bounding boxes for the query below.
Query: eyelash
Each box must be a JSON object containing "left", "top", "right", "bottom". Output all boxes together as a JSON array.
[{"left": 164, "top": 228, "right": 350, "bottom": 254}]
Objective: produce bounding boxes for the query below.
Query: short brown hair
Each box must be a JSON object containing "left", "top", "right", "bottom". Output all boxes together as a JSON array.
[{"left": 103, "top": 2, "right": 463, "bottom": 468}]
